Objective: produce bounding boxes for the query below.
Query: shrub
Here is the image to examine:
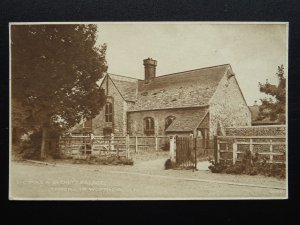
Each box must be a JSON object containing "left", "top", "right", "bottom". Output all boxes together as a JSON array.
[
  {"left": 122, "top": 158, "right": 134, "bottom": 165},
  {"left": 73, "top": 155, "right": 134, "bottom": 166},
  {"left": 20, "top": 131, "right": 42, "bottom": 159},
  {"left": 164, "top": 158, "right": 176, "bottom": 169},
  {"left": 208, "top": 159, "right": 228, "bottom": 173},
  {"left": 50, "top": 150, "right": 62, "bottom": 159},
  {"left": 208, "top": 150, "right": 285, "bottom": 178}
]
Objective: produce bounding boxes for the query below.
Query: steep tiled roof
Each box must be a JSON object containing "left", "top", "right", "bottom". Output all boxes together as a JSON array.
[
  {"left": 130, "top": 64, "right": 230, "bottom": 111},
  {"left": 166, "top": 110, "right": 208, "bottom": 132},
  {"left": 108, "top": 74, "right": 138, "bottom": 101},
  {"left": 249, "top": 105, "right": 280, "bottom": 125}
]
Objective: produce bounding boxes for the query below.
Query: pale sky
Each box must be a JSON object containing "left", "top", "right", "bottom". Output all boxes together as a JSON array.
[{"left": 95, "top": 22, "right": 288, "bottom": 106}]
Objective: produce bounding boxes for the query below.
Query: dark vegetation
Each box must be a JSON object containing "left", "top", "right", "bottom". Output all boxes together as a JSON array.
[
  {"left": 208, "top": 150, "right": 285, "bottom": 178},
  {"left": 164, "top": 159, "right": 176, "bottom": 169},
  {"left": 73, "top": 155, "right": 134, "bottom": 166},
  {"left": 11, "top": 24, "right": 107, "bottom": 159}
]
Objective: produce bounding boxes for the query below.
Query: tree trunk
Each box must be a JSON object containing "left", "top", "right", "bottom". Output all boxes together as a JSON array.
[{"left": 40, "top": 127, "right": 49, "bottom": 159}]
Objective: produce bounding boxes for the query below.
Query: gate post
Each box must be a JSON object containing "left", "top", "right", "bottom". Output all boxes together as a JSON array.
[
  {"left": 155, "top": 135, "right": 158, "bottom": 151},
  {"left": 190, "top": 134, "right": 197, "bottom": 170},
  {"left": 126, "top": 134, "right": 130, "bottom": 159},
  {"left": 169, "top": 136, "right": 176, "bottom": 163},
  {"left": 249, "top": 138, "right": 253, "bottom": 165},
  {"left": 269, "top": 139, "right": 273, "bottom": 163},
  {"left": 90, "top": 133, "right": 94, "bottom": 155},
  {"left": 135, "top": 136, "right": 138, "bottom": 153},
  {"left": 232, "top": 139, "right": 237, "bottom": 165},
  {"left": 194, "top": 135, "right": 197, "bottom": 170},
  {"left": 111, "top": 133, "right": 115, "bottom": 151},
  {"left": 84, "top": 136, "right": 87, "bottom": 156},
  {"left": 214, "top": 136, "right": 218, "bottom": 163}
]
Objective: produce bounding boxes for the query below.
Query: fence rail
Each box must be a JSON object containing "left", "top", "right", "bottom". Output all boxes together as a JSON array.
[
  {"left": 215, "top": 135, "right": 286, "bottom": 165},
  {"left": 59, "top": 134, "right": 170, "bottom": 158}
]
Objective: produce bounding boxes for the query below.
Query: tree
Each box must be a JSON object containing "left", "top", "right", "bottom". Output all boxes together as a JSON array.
[
  {"left": 11, "top": 24, "right": 107, "bottom": 158},
  {"left": 258, "top": 65, "right": 286, "bottom": 124},
  {"left": 11, "top": 98, "right": 32, "bottom": 145}
]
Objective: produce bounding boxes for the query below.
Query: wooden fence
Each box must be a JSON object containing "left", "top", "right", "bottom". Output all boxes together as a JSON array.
[
  {"left": 215, "top": 135, "right": 286, "bottom": 164},
  {"left": 92, "top": 135, "right": 129, "bottom": 158},
  {"left": 59, "top": 135, "right": 92, "bottom": 157},
  {"left": 59, "top": 134, "right": 170, "bottom": 158},
  {"left": 128, "top": 136, "right": 169, "bottom": 152}
]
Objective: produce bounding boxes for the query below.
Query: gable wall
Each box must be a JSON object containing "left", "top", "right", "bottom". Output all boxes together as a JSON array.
[
  {"left": 92, "top": 75, "right": 128, "bottom": 135},
  {"left": 209, "top": 72, "right": 251, "bottom": 137},
  {"left": 198, "top": 113, "right": 209, "bottom": 129}
]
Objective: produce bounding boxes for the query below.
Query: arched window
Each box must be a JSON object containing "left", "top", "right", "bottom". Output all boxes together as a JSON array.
[
  {"left": 144, "top": 117, "right": 154, "bottom": 135},
  {"left": 105, "top": 102, "right": 113, "bottom": 122},
  {"left": 165, "top": 116, "right": 175, "bottom": 129}
]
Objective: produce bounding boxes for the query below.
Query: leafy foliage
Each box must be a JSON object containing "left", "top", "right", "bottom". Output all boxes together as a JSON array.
[
  {"left": 12, "top": 24, "right": 107, "bottom": 130},
  {"left": 11, "top": 24, "right": 107, "bottom": 158},
  {"left": 258, "top": 65, "right": 286, "bottom": 123},
  {"left": 11, "top": 98, "right": 32, "bottom": 144}
]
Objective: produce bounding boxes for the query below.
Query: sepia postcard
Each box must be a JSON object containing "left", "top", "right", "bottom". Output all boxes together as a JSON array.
[{"left": 9, "top": 22, "right": 288, "bottom": 200}]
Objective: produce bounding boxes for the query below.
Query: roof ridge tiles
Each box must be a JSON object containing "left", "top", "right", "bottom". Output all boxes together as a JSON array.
[
  {"left": 108, "top": 64, "right": 230, "bottom": 81},
  {"left": 156, "top": 63, "right": 230, "bottom": 78}
]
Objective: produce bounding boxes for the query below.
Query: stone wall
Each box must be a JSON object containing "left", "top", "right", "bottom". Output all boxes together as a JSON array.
[
  {"left": 225, "top": 125, "right": 286, "bottom": 136},
  {"left": 127, "top": 107, "right": 208, "bottom": 136},
  {"left": 92, "top": 76, "right": 127, "bottom": 136},
  {"left": 209, "top": 70, "right": 251, "bottom": 137}
]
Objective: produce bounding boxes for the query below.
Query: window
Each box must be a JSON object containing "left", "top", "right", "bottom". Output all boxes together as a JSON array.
[
  {"left": 105, "top": 102, "right": 113, "bottom": 122},
  {"left": 165, "top": 116, "right": 175, "bottom": 129},
  {"left": 144, "top": 117, "right": 154, "bottom": 135}
]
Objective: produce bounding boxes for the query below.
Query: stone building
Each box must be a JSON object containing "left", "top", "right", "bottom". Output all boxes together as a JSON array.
[{"left": 86, "top": 58, "right": 251, "bottom": 140}]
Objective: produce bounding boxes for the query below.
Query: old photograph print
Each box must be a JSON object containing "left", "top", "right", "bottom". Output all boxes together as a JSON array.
[{"left": 9, "top": 22, "right": 288, "bottom": 200}]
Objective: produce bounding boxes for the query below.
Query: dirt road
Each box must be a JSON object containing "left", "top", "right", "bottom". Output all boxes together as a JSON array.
[{"left": 10, "top": 161, "right": 286, "bottom": 199}]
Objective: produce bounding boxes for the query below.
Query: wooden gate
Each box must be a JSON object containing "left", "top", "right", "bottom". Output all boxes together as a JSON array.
[
  {"left": 91, "top": 136, "right": 125, "bottom": 157},
  {"left": 59, "top": 135, "right": 130, "bottom": 158},
  {"left": 175, "top": 136, "right": 197, "bottom": 168}
]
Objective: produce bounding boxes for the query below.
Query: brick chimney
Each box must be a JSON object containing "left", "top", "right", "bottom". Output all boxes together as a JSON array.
[{"left": 143, "top": 58, "right": 157, "bottom": 84}]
